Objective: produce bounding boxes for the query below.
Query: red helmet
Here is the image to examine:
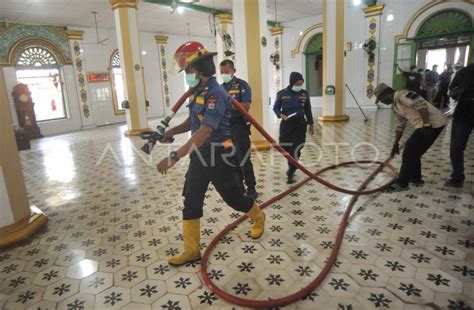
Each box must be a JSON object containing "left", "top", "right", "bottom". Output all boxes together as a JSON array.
[{"left": 174, "top": 41, "right": 217, "bottom": 72}]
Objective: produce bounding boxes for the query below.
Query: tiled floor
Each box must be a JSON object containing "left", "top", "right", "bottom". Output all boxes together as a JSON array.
[{"left": 0, "top": 108, "right": 472, "bottom": 309}]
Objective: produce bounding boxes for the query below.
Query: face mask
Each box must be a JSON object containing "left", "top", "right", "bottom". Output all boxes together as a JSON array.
[
  {"left": 221, "top": 74, "right": 232, "bottom": 83},
  {"left": 185, "top": 73, "right": 199, "bottom": 87},
  {"left": 292, "top": 85, "right": 303, "bottom": 92}
]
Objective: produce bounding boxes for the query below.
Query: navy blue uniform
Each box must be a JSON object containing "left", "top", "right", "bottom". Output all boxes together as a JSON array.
[
  {"left": 273, "top": 87, "right": 314, "bottom": 177},
  {"left": 183, "top": 77, "right": 253, "bottom": 220},
  {"left": 221, "top": 76, "right": 256, "bottom": 191}
]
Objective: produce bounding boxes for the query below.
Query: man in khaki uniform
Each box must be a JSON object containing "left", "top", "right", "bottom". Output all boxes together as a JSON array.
[{"left": 374, "top": 83, "right": 447, "bottom": 192}]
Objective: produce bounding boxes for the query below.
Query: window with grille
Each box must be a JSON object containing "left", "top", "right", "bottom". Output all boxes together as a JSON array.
[{"left": 15, "top": 46, "right": 67, "bottom": 122}]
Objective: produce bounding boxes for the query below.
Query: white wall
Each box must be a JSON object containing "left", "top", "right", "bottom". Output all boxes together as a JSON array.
[
  {"left": 2, "top": 25, "right": 216, "bottom": 136},
  {"left": 278, "top": 0, "right": 473, "bottom": 111},
  {"left": 344, "top": 0, "right": 432, "bottom": 108}
]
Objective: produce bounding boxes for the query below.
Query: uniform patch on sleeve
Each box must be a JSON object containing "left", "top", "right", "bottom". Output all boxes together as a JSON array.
[
  {"left": 196, "top": 96, "right": 205, "bottom": 105},
  {"left": 207, "top": 95, "right": 217, "bottom": 109}
]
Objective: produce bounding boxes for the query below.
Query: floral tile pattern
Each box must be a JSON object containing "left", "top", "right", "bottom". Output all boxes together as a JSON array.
[{"left": 0, "top": 109, "right": 473, "bottom": 309}]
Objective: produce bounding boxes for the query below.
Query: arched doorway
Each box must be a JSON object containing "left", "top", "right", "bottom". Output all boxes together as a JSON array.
[
  {"left": 393, "top": 6, "right": 473, "bottom": 90},
  {"left": 14, "top": 45, "right": 67, "bottom": 122},
  {"left": 110, "top": 50, "right": 125, "bottom": 115},
  {"left": 415, "top": 10, "right": 472, "bottom": 70},
  {"left": 304, "top": 33, "right": 323, "bottom": 97}
]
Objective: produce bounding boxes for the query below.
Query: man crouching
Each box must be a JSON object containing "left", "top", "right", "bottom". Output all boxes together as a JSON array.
[{"left": 374, "top": 83, "right": 447, "bottom": 192}]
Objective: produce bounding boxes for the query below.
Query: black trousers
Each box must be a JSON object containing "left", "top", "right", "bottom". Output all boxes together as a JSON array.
[
  {"left": 230, "top": 117, "right": 256, "bottom": 189},
  {"left": 450, "top": 119, "right": 473, "bottom": 182},
  {"left": 182, "top": 146, "right": 253, "bottom": 220},
  {"left": 398, "top": 127, "right": 444, "bottom": 187},
  {"left": 278, "top": 117, "right": 307, "bottom": 176}
]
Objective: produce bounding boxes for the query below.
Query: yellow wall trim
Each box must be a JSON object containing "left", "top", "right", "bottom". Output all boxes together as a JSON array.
[
  {"left": 109, "top": 0, "right": 138, "bottom": 10},
  {"left": 291, "top": 23, "right": 323, "bottom": 58},
  {"left": 6, "top": 37, "right": 71, "bottom": 66},
  {"left": 66, "top": 30, "right": 84, "bottom": 40},
  {"left": 124, "top": 128, "right": 152, "bottom": 136},
  {"left": 117, "top": 7, "right": 141, "bottom": 129},
  {"left": 394, "top": 1, "right": 473, "bottom": 45},
  {"left": 363, "top": 4, "right": 385, "bottom": 15},
  {"left": 318, "top": 114, "right": 350, "bottom": 122},
  {"left": 0, "top": 67, "right": 31, "bottom": 221},
  {"left": 244, "top": 0, "right": 265, "bottom": 142},
  {"left": 270, "top": 26, "right": 284, "bottom": 35},
  {"left": 335, "top": 0, "right": 345, "bottom": 116},
  {"left": 251, "top": 140, "right": 272, "bottom": 151},
  {"left": 155, "top": 35, "right": 169, "bottom": 43},
  {"left": 322, "top": 0, "right": 327, "bottom": 109},
  {"left": 217, "top": 12, "right": 233, "bottom": 24},
  {"left": 0, "top": 212, "right": 48, "bottom": 249}
]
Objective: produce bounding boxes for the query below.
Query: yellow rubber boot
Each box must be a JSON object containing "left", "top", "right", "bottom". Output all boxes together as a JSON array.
[
  {"left": 246, "top": 203, "right": 265, "bottom": 239},
  {"left": 168, "top": 219, "right": 201, "bottom": 267}
]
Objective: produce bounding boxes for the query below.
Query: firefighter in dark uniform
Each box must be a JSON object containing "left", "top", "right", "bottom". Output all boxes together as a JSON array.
[
  {"left": 273, "top": 72, "right": 314, "bottom": 184},
  {"left": 219, "top": 59, "right": 257, "bottom": 199},
  {"left": 156, "top": 42, "right": 265, "bottom": 266}
]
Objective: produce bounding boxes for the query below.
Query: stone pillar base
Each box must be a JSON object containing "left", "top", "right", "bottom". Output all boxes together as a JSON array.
[
  {"left": 318, "top": 114, "right": 350, "bottom": 122},
  {"left": 0, "top": 207, "right": 48, "bottom": 249},
  {"left": 251, "top": 140, "right": 272, "bottom": 151},
  {"left": 124, "top": 128, "right": 152, "bottom": 137}
]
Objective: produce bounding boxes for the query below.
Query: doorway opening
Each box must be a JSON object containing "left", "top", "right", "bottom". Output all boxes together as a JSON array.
[{"left": 304, "top": 33, "right": 323, "bottom": 97}]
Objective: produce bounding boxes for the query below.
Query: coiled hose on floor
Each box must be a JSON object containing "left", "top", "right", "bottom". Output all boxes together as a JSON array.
[{"left": 154, "top": 89, "right": 398, "bottom": 308}]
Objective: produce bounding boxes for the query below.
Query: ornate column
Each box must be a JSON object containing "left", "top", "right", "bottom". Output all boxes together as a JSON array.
[
  {"left": 319, "top": 0, "right": 349, "bottom": 122},
  {"left": 270, "top": 26, "right": 283, "bottom": 93},
  {"left": 67, "top": 30, "right": 94, "bottom": 128},
  {"left": 215, "top": 12, "right": 234, "bottom": 69},
  {"left": 362, "top": 4, "right": 384, "bottom": 102},
  {"left": 155, "top": 35, "right": 171, "bottom": 114},
  {"left": 0, "top": 69, "right": 48, "bottom": 248},
  {"left": 233, "top": 0, "right": 271, "bottom": 150},
  {"left": 109, "top": 0, "right": 150, "bottom": 136}
]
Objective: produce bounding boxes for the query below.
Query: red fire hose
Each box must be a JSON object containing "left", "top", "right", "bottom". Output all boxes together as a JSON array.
[{"left": 163, "top": 89, "right": 398, "bottom": 308}]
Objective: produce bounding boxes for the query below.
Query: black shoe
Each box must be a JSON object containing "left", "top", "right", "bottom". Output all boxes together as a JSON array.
[
  {"left": 286, "top": 169, "right": 296, "bottom": 184},
  {"left": 444, "top": 179, "right": 464, "bottom": 188},
  {"left": 409, "top": 179, "right": 425, "bottom": 186},
  {"left": 246, "top": 188, "right": 258, "bottom": 200},
  {"left": 386, "top": 183, "right": 409, "bottom": 193}
]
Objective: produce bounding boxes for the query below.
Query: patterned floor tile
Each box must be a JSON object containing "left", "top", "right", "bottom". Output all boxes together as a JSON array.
[
  {"left": 79, "top": 271, "right": 114, "bottom": 295},
  {"left": 95, "top": 286, "right": 131, "bottom": 309},
  {"left": 130, "top": 279, "right": 166, "bottom": 304},
  {"left": 414, "top": 268, "right": 463, "bottom": 294},
  {"left": 0, "top": 109, "right": 472, "bottom": 309},
  {"left": 57, "top": 293, "right": 95, "bottom": 310}
]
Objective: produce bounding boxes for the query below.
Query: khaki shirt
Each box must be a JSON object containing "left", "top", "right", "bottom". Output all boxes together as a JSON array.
[{"left": 393, "top": 90, "right": 447, "bottom": 132}]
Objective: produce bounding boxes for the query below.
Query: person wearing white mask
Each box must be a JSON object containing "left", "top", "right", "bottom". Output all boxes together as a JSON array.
[
  {"left": 219, "top": 59, "right": 257, "bottom": 199},
  {"left": 157, "top": 42, "right": 265, "bottom": 266},
  {"left": 273, "top": 72, "right": 315, "bottom": 184}
]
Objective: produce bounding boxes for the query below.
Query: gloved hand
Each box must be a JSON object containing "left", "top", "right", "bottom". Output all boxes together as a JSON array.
[{"left": 391, "top": 144, "right": 400, "bottom": 157}]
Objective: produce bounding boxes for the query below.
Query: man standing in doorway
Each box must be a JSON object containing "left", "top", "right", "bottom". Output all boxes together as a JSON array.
[
  {"left": 425, "top": 64, "right": 439, "bottom": 103},
  {"left": 374, "top": 83, "right": 447, "bottom": 192},
  {"left": 397, "top": 64, "right": 422, "bottom": 94},
  {"left": 219, "top": 60, "right": 258, "bottom": 199}
]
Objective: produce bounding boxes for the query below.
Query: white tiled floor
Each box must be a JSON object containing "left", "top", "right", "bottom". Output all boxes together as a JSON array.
[{"left": 0, "top": 108, "right": 472, "bottom": 309}]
